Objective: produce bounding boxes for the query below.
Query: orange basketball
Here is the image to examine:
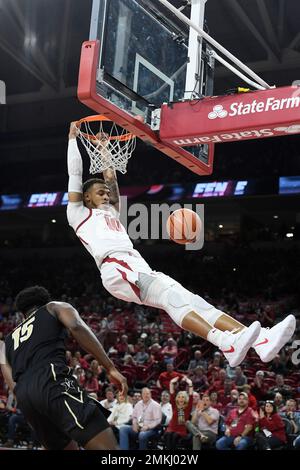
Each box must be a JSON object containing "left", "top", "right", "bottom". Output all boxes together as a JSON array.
[{"left": 166, "top": 208, "right": 202, "bottom": 245}]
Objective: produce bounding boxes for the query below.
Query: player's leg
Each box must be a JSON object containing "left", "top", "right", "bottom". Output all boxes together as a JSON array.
[
  {"left": 101, "top": 260, "right": 259, "bottom": 367},
  {"left": 84, "top": 427, "right": 118, "bottom": 450},
  {"left": 209, "top": 310, "right": 296, "bottom": 362},
  {"left": 137, "top": 272, "right": 295, "bottom": 365},
  {"left": 251, "top": 314, "right": 296, "bottom": 362},
  {"left": 101, "top": 256, "right": 295, "bottom": 364}
]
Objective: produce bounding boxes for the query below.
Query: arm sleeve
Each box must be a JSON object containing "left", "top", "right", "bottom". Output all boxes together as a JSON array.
[{"left": 67, "top": 139, "right": 83, "bottom": 193}]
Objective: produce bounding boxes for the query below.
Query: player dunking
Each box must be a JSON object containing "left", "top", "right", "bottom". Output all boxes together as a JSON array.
[{"left": 67, "top": 122, "right": 296, "bottom": 367}]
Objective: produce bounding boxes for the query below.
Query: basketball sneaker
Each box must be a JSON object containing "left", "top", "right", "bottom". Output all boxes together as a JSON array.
[
  {"left": 218, "top": 321, "right": 261, "bottom": 367},
  {"left": 253, "top": 314, "right": 296, "bottom": 362}
]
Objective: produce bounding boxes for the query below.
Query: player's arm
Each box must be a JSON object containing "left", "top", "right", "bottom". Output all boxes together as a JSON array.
[
  {"left": 90, "top": 133, "right": 120, "bottom": 212},
  {"left": 102, "top": 167, "right": 120, "bottom": 213},
  {"left": 48, "top": 302, "right": 127, "bottom": 394},
  {"left": 67, "top": 122, "right": 83, "bottom": 203},
  {"left": 0, "top": 342, "right": 15, "bottom": 393},
  {"left": 0, "top": 364, "right": 15, "bottom": 394}
]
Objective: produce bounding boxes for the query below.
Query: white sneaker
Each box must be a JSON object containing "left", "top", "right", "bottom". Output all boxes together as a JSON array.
[
  {"left": 219, "top": 321, "right": 261, "bottom": 367},
  {"left": 253, "top": 314, "right": 296, "bottom": 362}
]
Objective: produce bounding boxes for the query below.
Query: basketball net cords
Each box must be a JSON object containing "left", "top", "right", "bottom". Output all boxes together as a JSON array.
[{"left": 77, "top": 120, "right": 136, "bottom": 174}]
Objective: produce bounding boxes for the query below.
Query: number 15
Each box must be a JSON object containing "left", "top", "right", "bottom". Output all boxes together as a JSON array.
[{"left": 12, "top": 316, "right": 36, "bottom": 350}]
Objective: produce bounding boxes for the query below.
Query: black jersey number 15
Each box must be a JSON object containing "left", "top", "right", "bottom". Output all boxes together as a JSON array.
[{"left": 12, "top": 316, "right": 36, "bottom": 350}]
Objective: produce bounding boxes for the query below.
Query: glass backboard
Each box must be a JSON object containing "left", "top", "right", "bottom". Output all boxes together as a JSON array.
[
  {"left": 78, "top": 0, "right": 215, "bottom": 175},
  {"left": 90, "top": 0, "right": 189, "bottom": 118}
]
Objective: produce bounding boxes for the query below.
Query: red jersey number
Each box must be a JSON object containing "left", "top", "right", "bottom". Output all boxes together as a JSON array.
[{"left": 104, "top": 215, "right": 123, "bottom": 232}]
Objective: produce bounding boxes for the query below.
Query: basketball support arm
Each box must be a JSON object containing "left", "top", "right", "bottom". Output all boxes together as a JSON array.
[{"left": 158, "top": 0, "right": 273, "bottom": 91}]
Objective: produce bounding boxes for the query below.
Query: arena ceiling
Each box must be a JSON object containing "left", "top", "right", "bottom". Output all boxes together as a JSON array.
[{"left": 1, "top": 0, "right": 300, "bottom": 107}]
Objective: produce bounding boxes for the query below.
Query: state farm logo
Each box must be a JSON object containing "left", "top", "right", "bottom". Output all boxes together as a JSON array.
[
  {"left": 208, "top": 105, "right": 228, "bottom": 119},
  {"left": 207, "top": 95, "right": 300, "bottom": 119}
]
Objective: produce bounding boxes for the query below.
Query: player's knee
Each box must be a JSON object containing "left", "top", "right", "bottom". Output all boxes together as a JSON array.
[
  {"left": 190, "top": 294, "right": 223, "bottom": 325},
  {"left": 138, "top": 272, "right": 157, "bottom": 301},
  {"left": 138, "top": 273, "right": 192, "bottom": 326},
  {"left": 138, "top": 272, "right": 222, "bottom": 327}
]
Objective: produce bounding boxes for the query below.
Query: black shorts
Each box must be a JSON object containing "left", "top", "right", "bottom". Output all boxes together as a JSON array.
[{"left": 15, "top": 362, "right": 110, "bottom": 449}]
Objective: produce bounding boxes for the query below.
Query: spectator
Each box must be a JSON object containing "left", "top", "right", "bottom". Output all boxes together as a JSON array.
[
  {"left": 65, "top": 350, "right": 72, "bottom": 366},
  {"left": 74, "top": 351, "right": 89, "bottom": 369},
  {"left": 73, "top": 366, "right": 85, "bottom": 387},
  {"left": 216, "top": 393, "right": 255, "bottom": 450},
  {"left": 134, "top": 345, "right": 150, "bottom": 365},
  {"left": 219, "top": 378, "right": 237, "bottom": 408},
  {"left": 119, "top": 388, "right": 162, "bottom": 450},
  {"left": 192, "top": 392, "right": 200, "bottom": 413},
  {"left": 269, "top": 354, "right": 287, "bottom": 376},
  {"left": 273, "top": 392, "right": 285, "bottom": 412},
  {"left": 90, "top": 359, "right": 105, "bottom": 381},
  {"left": 190, "top": 366, "right": 209, "bottom": 393},
  {"left": 115, "top": 335, "right": 130, "bottom": 358},
  {"left": 157, "top": 363, "right": 182, "bottom": 390},
  {"left": 269, "top": 374, "right": 293, "bottom": 399},
  {"left": 123, "top": 354, "right": 136, "bottom": 366},
  {"left": 223, "top": 389, "right": 239, "bottom": 417},
  {"left": 234, "top": 366, "right": 247, "bottom": 392},
  {"left": 161, "top": 338, "right": 178, "bottom": 365},
  {"left": 242, "top": 384, "right": 257, "bottom": 410},
  {"left": 208, "top": 367, "right": 220, "bottom": 387},
  {"left": 131, "top": 391, "right": 142, "bottom": 407},
  {"left": 250, "top": 370, "right": 268, "bottom": 401},
  {"left": 83, "top": 369, "right": 100, "bottom": 394},
  {"left": 164, "top": 376, "right": 193, "bottom": 450},
  {"left": 3, "top": 409, "right": 34, "bottom": 448},
  {"left": 207, "top": 356, "right": 222, "bottom": 375},
  {"left": 160, "top": 391, "right": 173, "bottom": 426},
  {"left": 209, "top": 391, "right": 223, "bottom": 412},
  {"left": 186, "top": 394, "right": 219, "bottom": 450},
  {"left": 259, "top": 305, "right": 275, "bottom": 328},
  {"left": 100, "top": 387, "right": 117, "bottom": 410},
  {"left": 149, "top": 343, "right": 163, "bottom": 364},
  {"left": 216, "top": 369, "right": 229, "bottom": 389},
  {"left": 187, "top": 350, "right": 207, "bottom": 372},
  {"left": 280, "top": 399, "right": 300, "bottom": 434},
  {"left": 256, "top": 400, "right": 287, "bottom": 450},
  {"left": 107, "top": 391, "right": 133, "bottom": 439},
  {"left": 225, "top": 365, "right": 237, "bottom": 380}
]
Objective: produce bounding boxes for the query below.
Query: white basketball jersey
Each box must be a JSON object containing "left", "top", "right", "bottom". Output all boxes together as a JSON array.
[{"left": 67, "top": 202, "right": 133, "bottom": 267}]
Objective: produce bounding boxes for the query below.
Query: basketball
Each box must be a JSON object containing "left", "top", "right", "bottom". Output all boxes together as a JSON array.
[{"left": 166, "top": 208, "right": 202, "bottom": 245}]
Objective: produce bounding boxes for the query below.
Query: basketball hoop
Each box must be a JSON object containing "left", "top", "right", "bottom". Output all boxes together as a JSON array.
[{"left": 76, "top": 115, "right": 136, "bottom": 174}]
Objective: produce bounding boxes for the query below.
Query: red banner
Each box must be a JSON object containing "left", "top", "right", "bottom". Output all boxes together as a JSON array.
[{"left": 159, "top": 86, "right": 300, "bottom": 145}]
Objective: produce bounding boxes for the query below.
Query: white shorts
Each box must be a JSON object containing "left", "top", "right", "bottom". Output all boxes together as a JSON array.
[{"left": 100, "top": 251, "right": 154, "bottom": 304}]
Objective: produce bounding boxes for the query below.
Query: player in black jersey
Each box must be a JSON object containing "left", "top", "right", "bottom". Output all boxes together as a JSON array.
[{"left": 3, "top": 285, "right": 127, "bottom": 450}]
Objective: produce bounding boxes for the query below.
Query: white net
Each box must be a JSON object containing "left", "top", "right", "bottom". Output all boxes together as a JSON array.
[{"left": 77, "top": 117, "right": 136, "bottom": 174}]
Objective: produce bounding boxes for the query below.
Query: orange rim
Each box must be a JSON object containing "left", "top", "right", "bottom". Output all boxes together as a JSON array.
[{"left": 76, "top": 115, "right": 135, "bottom": 142}]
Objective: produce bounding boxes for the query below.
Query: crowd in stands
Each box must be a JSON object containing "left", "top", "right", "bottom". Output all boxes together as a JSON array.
[{"left": 0, "top": 245, "right": 299, "bottom": 450}]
